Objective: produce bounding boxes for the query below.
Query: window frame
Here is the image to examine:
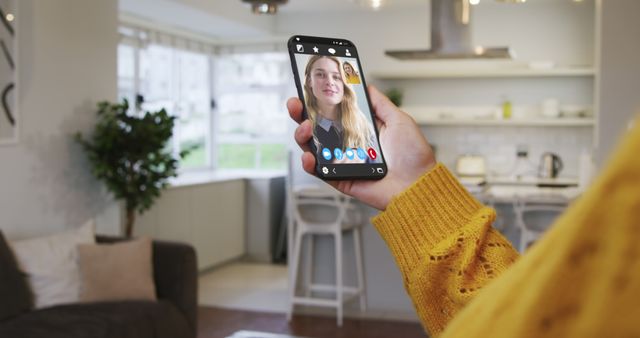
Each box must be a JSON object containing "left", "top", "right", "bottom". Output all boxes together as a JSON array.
[{"left": 117, "top": 26, "right": 291, "bottom": 177}]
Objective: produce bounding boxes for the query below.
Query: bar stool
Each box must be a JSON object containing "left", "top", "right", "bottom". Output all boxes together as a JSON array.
[
  {"left": 285, "top": 154, "right": 367, "bottom": 326},
  {"left": 513, "top": 197, "right": 567, "bottom": 252}
]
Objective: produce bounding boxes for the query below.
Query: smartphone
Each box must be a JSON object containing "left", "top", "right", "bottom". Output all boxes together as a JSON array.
[{"left": 287, "top": 35, "right": 387, "bottom": 180}]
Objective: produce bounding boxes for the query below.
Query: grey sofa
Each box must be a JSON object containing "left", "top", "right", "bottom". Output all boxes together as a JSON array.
[{"left": 0, "top": 232, "right": 198, "bottom": 338}]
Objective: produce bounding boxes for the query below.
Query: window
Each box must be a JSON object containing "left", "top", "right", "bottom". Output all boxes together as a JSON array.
[
  {"left": 138, "top": 45, "right": 211, "bottom": 169},
  {"left": 117, "top": 26, "right": 290, "bottom": 175},
  {"left": 213, "top": 53, "right": 290, "bottom": 170}
]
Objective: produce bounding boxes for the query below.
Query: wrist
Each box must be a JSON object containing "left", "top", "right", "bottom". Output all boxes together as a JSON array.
[{"left": 381, "top": 160, "right": 437, "bottom": 210}]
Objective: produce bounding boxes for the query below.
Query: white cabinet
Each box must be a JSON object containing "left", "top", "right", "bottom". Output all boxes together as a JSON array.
[{"left": 134, "top": 179, "right": 245, "bottom": 271}]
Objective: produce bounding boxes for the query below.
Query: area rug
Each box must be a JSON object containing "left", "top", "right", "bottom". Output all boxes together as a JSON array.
[{"left": 226, "top": 331, "right": 311, "bottom": 338}]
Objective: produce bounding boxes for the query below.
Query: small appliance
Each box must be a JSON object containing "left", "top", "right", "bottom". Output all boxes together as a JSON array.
[{"left": 538, "top": 153, "right": 563, "bottom": 179}]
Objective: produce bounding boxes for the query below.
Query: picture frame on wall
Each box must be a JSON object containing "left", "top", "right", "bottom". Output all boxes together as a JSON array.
[{"left": 0, "top": 0, "right": 16, "bottom": 145}]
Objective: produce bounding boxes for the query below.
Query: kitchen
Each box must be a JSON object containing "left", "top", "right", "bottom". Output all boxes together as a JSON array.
[{"left": 282, "top": 0, "right": 598, "bottom": 321}]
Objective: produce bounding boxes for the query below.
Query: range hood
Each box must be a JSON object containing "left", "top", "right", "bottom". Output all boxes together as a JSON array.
[{"left": 386, "top": 0, "right": 514, "bottom": 60}]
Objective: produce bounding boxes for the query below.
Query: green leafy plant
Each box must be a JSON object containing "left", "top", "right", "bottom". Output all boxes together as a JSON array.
[
  {"left": 385, "top": 88, "right": 404, "bottom": 107},
  {"left": 75, "top": 100, "right": 188, "bottom": 237}
]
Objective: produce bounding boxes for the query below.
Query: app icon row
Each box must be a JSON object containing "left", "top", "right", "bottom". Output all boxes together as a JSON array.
[{"left": 322, "top": 147, "right": 377, "bottom": 161}]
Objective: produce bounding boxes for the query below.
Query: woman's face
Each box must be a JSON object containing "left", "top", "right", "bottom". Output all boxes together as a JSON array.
[
  {"left": 309, "top": 57, "right": 344, "bottom": 108},
  {"left": 343, "top": 63, "right": 354, "bottom": 75}
]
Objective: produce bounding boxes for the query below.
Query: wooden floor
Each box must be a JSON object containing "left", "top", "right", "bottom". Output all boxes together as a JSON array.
[{"left": 198, "top": 306, "right": 428, "bottom": 338}]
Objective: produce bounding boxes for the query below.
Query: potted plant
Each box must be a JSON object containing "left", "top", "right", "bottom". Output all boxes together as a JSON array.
[
  {"left": 385, "top": 88, "right": 404, "bottom": 107},
  {"left": 75, "top": 100, "right": 188, "bottom": 237}
]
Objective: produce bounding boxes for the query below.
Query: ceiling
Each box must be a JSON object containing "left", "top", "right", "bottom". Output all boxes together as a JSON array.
[
  {"left": 280, "top": 0, "right": 427, "bottom": 13},
  {"left": 279, "top": 0, "right": 562, "bottom": 13},
  {"left": 119, "top": 0, "right": 577, "bottom": 41}
]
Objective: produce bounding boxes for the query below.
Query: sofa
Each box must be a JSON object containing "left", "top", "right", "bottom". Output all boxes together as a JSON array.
[{"left": 0, "top": 233, "right": 198, "bottom": 338}]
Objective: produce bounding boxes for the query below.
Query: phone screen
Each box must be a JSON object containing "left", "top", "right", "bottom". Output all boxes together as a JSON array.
[{"left": 288, "top": 35, "right": 387, "bottom": 180}]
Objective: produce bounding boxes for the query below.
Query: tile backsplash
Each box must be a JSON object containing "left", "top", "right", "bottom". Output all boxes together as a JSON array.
[{"left": 422, "top": 125, "right": 594, "bottom": 177}]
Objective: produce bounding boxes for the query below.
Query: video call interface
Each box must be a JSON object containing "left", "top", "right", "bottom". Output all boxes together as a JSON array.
[{"left": 293, "top": 42, "right": 384, "bottom": 175}]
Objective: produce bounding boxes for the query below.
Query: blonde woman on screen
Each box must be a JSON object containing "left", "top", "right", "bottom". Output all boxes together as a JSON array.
[
  {"left": 343, "top": 61, "right": 361, "bottom": 84},
  {"left": 303, "top": 55, "right": 377, "bottom": 164}
]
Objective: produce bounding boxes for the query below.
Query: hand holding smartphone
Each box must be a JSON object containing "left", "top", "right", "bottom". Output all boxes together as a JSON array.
[{"left": 288, "top": 35, "right": 387, "bottom": 180}]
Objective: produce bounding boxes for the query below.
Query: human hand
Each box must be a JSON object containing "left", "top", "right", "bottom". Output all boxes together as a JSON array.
[{"left": 288, "top": 85, "right": 436, "bottom": 210}]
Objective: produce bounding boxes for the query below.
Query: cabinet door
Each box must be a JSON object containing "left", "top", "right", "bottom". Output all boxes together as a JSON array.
[
  {"left": 192, "top": 180, "right": 245, "bottom": 269},
  {"left": 153, "top": 188, "right": 193, "bottom": 244}
]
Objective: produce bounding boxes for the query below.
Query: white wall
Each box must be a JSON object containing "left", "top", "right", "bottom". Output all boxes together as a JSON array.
[
  {"left": 276, "top": 1, "right": 595, "bottom": 75},
  {"left": 0, "top": 0, "right": 119, "bottom": 239},
  {"left": 595, "top": 0, "right": 640, "bottom": 165}
]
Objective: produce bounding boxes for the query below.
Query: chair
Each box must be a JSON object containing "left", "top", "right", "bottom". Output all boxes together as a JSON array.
[
  {"left": 285, "top": 151, "right": 367, "bottom": 326},
  {"left": 513, "top": 198, "right": 567, "bottom": 252}
]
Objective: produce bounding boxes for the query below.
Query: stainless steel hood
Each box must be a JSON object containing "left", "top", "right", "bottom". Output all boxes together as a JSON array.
[{"left": 386, "top": 0, "right": 514, "bottom": 60}]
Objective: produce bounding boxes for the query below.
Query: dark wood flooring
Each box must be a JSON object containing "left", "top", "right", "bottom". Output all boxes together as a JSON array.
[{"left": 198, "top": 306, "right": 428, "bottom": 338}]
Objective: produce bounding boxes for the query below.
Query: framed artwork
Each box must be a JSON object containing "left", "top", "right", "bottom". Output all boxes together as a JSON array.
[{"left": 0, "top": 0, "right": 16, "bottom": 145}]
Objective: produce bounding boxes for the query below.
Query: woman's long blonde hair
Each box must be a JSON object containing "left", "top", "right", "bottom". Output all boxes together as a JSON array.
[{"left": 303, "top": 55, "right": 372, "bottom": 151}]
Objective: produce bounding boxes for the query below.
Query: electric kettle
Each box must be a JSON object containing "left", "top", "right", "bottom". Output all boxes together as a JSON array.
[{"left": 538, "top": 152, "right": 563, "bottom": 179}]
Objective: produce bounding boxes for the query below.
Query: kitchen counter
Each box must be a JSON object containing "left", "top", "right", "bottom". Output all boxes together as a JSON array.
[{"left": 460, "top": 175, "right": 583, "bottom": 203}]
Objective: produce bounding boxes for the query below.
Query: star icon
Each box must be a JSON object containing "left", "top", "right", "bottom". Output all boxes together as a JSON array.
[{"left": 313, "top": 46, "right": 319, "bottom": 53}]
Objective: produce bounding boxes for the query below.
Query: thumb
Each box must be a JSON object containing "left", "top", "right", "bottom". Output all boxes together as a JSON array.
[{"left": 368, "top": 85, "right": 400, "bottom": 124}]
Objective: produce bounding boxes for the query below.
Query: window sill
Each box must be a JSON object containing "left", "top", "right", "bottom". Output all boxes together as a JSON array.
[{"left": 169, "top": 169, "right": 287, "bottom": 188}]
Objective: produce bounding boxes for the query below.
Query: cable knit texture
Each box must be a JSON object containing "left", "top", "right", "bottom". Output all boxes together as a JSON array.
[{"left": 372, "top": 121, "right": 640, "bottom": 337}]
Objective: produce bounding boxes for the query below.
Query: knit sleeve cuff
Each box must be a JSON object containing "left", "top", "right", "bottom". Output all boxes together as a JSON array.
[{"left": 372, "top": 163, "right": 483, "bottom": 270}]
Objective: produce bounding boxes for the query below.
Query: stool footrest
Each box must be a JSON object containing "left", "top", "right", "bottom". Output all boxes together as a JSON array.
[
  {"left": 292, "top": 297, "right": 339, "bottom": 307},
  {"left": 309, "top": 283, "right": 361, "bottom": 294}
]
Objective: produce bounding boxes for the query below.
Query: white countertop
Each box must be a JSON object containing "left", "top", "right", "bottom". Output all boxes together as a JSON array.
[{"left": 460, "top": 175, "right": 583, "bottom": 203}]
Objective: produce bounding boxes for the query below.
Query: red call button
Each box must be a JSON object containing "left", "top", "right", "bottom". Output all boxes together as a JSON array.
[{"left": 367, "top": 147, "right": 377, "bottom": 160}]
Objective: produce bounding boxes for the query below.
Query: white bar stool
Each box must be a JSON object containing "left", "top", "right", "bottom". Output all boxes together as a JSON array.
[
  {"left": 285, "top": 183, "right": 367, "bottom": 326},
  {"left": 513, "top": 197, "right": 567, "bottom": 252}
]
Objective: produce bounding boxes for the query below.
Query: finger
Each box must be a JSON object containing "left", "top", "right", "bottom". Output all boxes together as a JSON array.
[
  {"left": 374, "top": 116, "right": 383, "bottom": 131},
  {"left": 287, "top": 97, "right": 304, "bottom": 124},
  {"left": 368, "top": 85, "right": 400, "bottom": 124},
  {"left": 301, "top": 152, "right": 316, "bottom": 175},
  {"left": 294, "top": 120, "right": 313, "bottom": 152}
]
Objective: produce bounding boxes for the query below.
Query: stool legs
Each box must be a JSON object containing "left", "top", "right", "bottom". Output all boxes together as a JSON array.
[
  {"left": 287, "top": 227, "right": 366, "bottom": 327},
  {"left": 334, "top": 231, "right": 343, "bottom": 326},
  {"left": 304, "top": 235, "right": 314, "bottom": 297},
  {"left": 287, "top": 229, "right": 303, "bottom": 322},
  {"left": 353, "top": 227, "right": 367, "bottom": 312}
]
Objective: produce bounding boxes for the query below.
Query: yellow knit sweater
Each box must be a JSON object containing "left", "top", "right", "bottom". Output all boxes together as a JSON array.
[{"left": 372, "top": 122, "right": 640, "bottom": 337}]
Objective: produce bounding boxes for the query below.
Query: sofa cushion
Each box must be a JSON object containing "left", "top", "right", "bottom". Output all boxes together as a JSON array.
[
  {"left": 0, "top": 232, "right": 32, "bottom": 321},
  {"left": 10, "top": 221, "right": 95, "bottom": 309},
  {"left": 78, "top": 237, "right": 156, "bottom": 302},
  {"left": 0, "top": 300, "right": 192, "bottom": 338}
]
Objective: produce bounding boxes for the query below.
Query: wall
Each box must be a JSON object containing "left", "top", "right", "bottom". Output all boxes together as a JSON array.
[
  {"left": 595, "top": 0, "right": 640, "bottom": 165},
  {"left": 0, "top": 0, "right": 119, "bottom": 239},
  {"left": 276, "top": 1, "right": 594, "bottom": 75}
]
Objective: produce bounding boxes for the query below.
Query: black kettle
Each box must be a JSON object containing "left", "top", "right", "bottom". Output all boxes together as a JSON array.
[{"left": 538, "top": 152, "right": 563, "bottom": 178}]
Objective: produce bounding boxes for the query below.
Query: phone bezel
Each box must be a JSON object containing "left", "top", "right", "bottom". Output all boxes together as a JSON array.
[{"left": 287, "top": 35, "right": 387, "bottom": 181}]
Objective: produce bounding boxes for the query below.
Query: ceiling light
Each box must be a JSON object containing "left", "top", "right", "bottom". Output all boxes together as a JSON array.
[
  {"left": 371, "top": 0, "right": 383, "bottom": 10},
  {"left": 242, "top": 0, "right": 288, "bottom": 15},
  {"left": 469, "top": 0, "right": 480, "bottom": 5},
  {"left": 350, "top": 0, "right": 386, "bottom": 10}
]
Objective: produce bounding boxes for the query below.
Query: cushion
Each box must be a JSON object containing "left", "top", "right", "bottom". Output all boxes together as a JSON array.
[
  {"left": 10, "top": 221, "right": 95, "bottom": 309},
  {"left": 77, "top": 237, "right": 156, "bottom": 302},
  {"left": 0, "top": 300, "right": 191, "bottom": 338},
  {"left": 0, "top": 231, "right": 32, "bottom": 321}
]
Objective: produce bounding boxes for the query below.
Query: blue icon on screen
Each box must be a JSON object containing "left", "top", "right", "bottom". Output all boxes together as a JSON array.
[
  {"left": 322, "top": 148, "right": 332, "bottom": 161},
  {"left": 345, "top": 148, "right": 355, "bottom": 160},
  {"left": 356, "top": 148, "right": 366, "bottom": 160},
  {"left": 334, "top": 148, "right": 343, "bottom": 160}
]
